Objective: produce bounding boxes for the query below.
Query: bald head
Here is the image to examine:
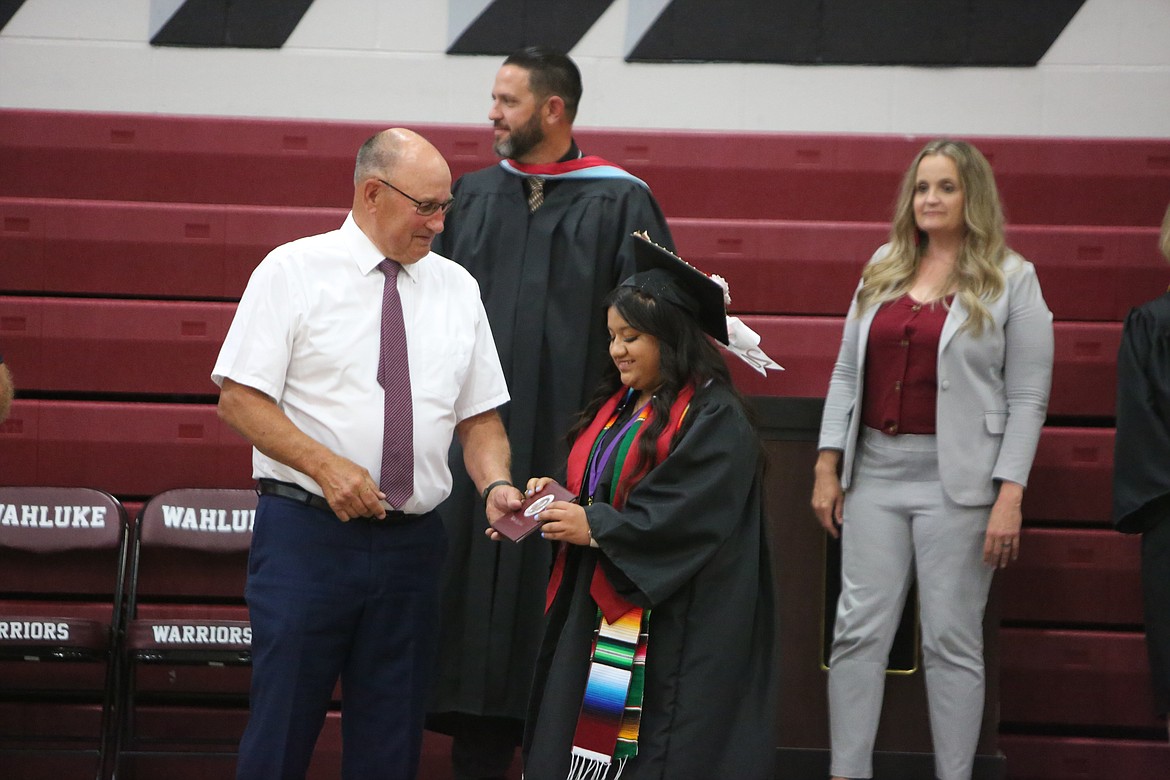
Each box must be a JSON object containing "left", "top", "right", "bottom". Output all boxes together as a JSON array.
[
  {"left": 354, "top": 128, "right": 449, "bottom": 190},
  {"left": 352, "top": 128, "right": 452, "bottom": 264}
]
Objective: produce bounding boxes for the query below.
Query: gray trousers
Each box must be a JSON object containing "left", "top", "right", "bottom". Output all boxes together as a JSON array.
[{"left": 828, "top": 428, "right": 995, "bottom": 780}]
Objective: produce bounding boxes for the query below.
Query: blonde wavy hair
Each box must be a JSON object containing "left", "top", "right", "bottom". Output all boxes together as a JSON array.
[{"left": 856, "top": 139, "right": 1009, "bottom": 336}]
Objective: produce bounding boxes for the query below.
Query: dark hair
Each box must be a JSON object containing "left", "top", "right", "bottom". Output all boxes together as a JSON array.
[
  {"left": 503, "top": 46, "right": 582, "bottom": 122},
  {"left": 568, "top": 286, "right": 750, "bottom": 500}
]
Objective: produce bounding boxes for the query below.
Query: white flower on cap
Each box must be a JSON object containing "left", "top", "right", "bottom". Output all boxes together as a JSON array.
[{"left": 709, "top": 274, "right": 732, "bottom": 307}]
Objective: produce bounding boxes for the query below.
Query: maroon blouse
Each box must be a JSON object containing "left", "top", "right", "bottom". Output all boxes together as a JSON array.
[{"left": 861, "top": 294, "right": 951, "bottom": 435}]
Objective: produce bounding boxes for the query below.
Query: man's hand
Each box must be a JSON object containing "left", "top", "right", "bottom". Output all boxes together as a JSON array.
[
  {"left": 218, "top": 378, "right": 383, "bottom": 522},
  {"left": 484, "top": 483, "right": 524, "bottom": 539},
  {"left": 313, "top": 455, "right": 388, "bottom": 522}
]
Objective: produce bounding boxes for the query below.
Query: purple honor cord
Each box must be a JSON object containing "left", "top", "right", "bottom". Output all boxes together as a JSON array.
[{"left": 583, "top": 390, "right": 651, "bottom": 502}]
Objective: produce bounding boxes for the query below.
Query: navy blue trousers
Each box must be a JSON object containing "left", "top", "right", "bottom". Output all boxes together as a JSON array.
[{"left": 236, "top": 495, "right": 446, "bottom": 780}]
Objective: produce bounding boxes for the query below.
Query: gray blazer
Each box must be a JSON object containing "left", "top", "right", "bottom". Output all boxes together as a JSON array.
[{"left": 818, "top": 245, "right": 1054, "bottom": 506}]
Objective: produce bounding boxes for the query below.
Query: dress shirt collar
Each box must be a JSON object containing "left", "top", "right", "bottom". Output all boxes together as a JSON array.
[{"left": 341, "top": 211, "right": 422, "bottom": 284}]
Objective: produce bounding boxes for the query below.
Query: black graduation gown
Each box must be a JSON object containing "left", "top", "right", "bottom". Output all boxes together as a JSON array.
[
  {"left": 428, "top": 162, "right": 675, "bottom": 722},
  {"left": 1112, "top": 290, "right": 1170, "bottom": 716},
  {"left": 1113, "top": 291, "right": 1170, "bottom": 533},
  {"left": 523, "top": 385, "right": 778, "bottom": 780}
]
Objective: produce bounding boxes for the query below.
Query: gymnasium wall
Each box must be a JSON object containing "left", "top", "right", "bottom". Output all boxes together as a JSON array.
[{"left": 0, "top": 0, "right": 1167, "bottom": 138}]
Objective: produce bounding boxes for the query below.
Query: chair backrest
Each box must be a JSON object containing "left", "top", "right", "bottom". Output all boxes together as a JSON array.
[
  {"left": 129, "top": 488, "right": 257, "bottom": 605},
  {"left": 0, "top": 486, "right": 127, "bottom": 598},
  {"left": 0, "top": 486, "right": 128, "bottom": 697}
]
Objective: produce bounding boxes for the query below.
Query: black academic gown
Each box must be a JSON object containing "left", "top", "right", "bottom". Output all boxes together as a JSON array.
[
  {"left": 429, "top": 162, "right": 675, "bottom": 723},
  {"left": 1113, "top": 291, "right": 1170, "bottom": 533},
  {"left": 523, "top": 385, "right": 777, "bottom": 780},
  {"left": 1113, "top": 290, "right": 1170, "bottom": 717}
]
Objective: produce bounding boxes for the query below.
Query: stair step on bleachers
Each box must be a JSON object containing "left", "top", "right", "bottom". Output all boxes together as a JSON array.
[
  {"left": 0, "top": 296, "right": 231, "bottom": 395},
  {"left": 0, "top": 400, "right": 252, "bottom": 496},
  {"left": 672, "top": 218, "right": 1167, "bottom": 320},
  {"left": 0, "top": 196, "right": 345, "bottom": 299},
  {"left": 999, "top": 528, "right": 1142, "bottom": 625},
  {"left": 1022, "top": 427, "right": 1114, "bottom": 524},
  {"left": 1000, "top": 628, "right": 1162, "bottom": 730},
  {"left": 0, "top": 299, "right": 1122, "bottom": 416},
  {"left": 6, "top": 197, "right": 1162, "bottom": 320},
  {"left": 3, "top": 110, "right": 1168, "bottom": 224},
  {"left": 728, "top": 316, "right": 1121, "bottom": 418},
  {"left": 997, "top": 735, "right": 1170, "bottom": 779}
]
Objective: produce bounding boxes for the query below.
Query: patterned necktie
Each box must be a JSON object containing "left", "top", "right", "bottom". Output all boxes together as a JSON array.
[
  {"left": 526, "top": 176, "right": 545, "bottom": 212},
  {"left": 377, "top": 259, "right": 413, "bottom": 508}
]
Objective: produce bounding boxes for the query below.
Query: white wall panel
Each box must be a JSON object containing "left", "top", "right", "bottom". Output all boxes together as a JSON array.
[{"left": 0, "top": 0, "right": 1167, "bottom": 137}]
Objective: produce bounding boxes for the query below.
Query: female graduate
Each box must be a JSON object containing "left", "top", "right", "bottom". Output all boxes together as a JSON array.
[{"left": 499, "top": 236, "right": 779, "bottom": 780}]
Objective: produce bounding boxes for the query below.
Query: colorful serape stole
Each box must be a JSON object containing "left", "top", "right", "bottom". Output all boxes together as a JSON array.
[{"left": 569, "top": 607, "right": 649, "bottom": 780}]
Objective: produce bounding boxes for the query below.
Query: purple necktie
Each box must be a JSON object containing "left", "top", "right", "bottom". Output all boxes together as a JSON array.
[{"left": 377, "top": 259, "right": 413, "bottom": 508}]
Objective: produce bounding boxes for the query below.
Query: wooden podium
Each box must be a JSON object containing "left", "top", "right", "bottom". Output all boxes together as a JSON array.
[{"left": 755, "top": 398, "right": 1004, "bottom": 779}]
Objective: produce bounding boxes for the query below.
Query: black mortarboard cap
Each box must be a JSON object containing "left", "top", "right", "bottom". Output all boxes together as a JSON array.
[{"left": 622, "top": 233, "right": 729, "bottom": 344}]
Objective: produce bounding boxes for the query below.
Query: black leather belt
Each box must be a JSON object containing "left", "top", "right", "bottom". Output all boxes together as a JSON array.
[{"left": 257, "top": 479, "right": 412, "bottom": 522}]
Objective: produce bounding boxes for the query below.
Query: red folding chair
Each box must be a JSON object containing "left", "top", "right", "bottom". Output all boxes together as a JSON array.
[
  {"left": 0, "top": 485, "right": 129, "bottom": 780},
  {"left": 111, "top": 488, "right": 255, "bottom": 778}
]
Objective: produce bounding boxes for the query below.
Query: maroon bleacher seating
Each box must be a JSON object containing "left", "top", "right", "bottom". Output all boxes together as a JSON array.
[
  {"left": 2, "top": 300, "right": 1119, "bottom": 412},
  {"left": 0, "top": 197, "right": 345, "bottom": 299},
  {"left": 672, "top": 219, "right": 1167, "bottom": 321},
  {"left": 1023, "top": 428, "right": 1114, "bottom": 524},
  {"left": 727, "top": 316, "right": 1121, "bottom": 418},
  {"left": 123, "top": 708, "right": 346, "bottom": 780},
  {"left": 1048, "top": 322, "right": 1122, "bottom": 416},
  {"left": 998, "top": 529, "right": 1142, "bottom": 625},
  {"left": 586, "top": 132, "right": 1170, "bottom": 226},
  {"left": 6, "top": 200, "right": 1163, "bottom": 321},
  {"left": 1000, "top": 628, "right": 1162, "bottom": 730},
  {"left": 1006, "top": 225, "right": 1170, "bottom": 321},
  {"left": 0, "top": 296, "right": 231, "bottom": 396},
  {"left": 0, "top": 111, "right": 485, "bottom": 208},
  {"left": 0, "top": 112, "right": 376, "bottom": 207},
  {"left": 0, "top": 400, "right": 253, "bottom": 496},
  {"left": 998, "top": 735, "right": 1170, "bottom": 780},
  {"left": 3, "top": 110, "right": 1168, "bottom": 225}
]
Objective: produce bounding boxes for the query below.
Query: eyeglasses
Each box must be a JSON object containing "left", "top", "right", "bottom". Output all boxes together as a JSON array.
[{"left": 378, "top": 179, "right": 455, "bottom": 216}]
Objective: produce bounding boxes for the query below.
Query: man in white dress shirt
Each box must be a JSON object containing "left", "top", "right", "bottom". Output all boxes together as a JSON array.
[{"left": 213, "top": 128, "right": 521, "bottom": 780}]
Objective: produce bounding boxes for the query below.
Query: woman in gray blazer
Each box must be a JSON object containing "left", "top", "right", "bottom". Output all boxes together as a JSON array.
[{"left": 811, "top": 139, "right": 1054, "bottom": 780}]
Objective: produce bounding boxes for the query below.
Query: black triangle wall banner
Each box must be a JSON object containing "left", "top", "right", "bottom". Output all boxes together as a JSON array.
[
  {"left": 447, "top": 0, "right": 616, "bottom": 56},
  {"left": 152, "top": 0, "right": 317, "bottom": 49},
  {"left": 626, "top": 0, "right": 1087, "bottom": 66},
  {"left": 0, "top": 0, "right": 28, "bottom": 33}
]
